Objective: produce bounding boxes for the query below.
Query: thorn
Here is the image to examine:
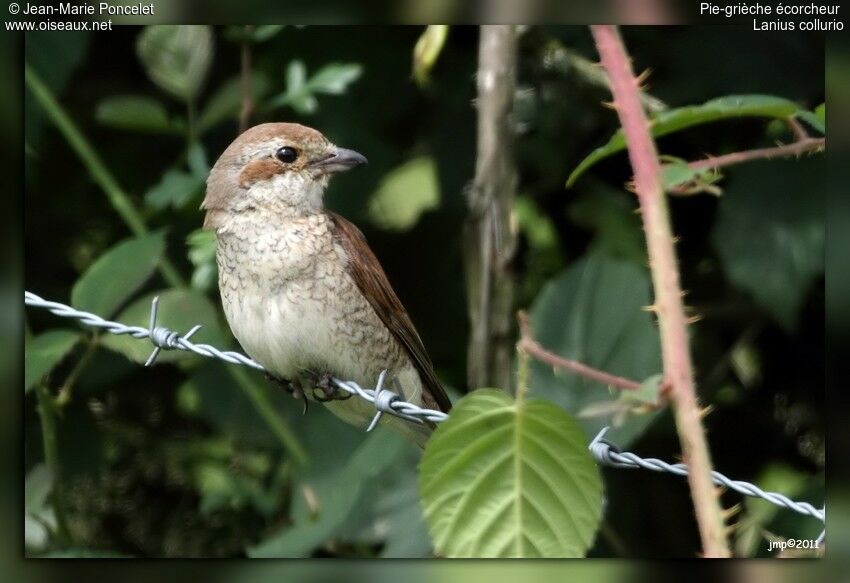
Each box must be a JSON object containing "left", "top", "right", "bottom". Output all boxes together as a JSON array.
[
  {"left": 635, "top": 68, "right": 652, "bottom": 87},
  {"left": 600, "top": 100, "right": 618, "bottom": 110},
  {"left": 699, "top": 404, "right": 714, "bottom": 419},
  {"left": 672, "top": 236, "right": 681, "bottom": 244},
  {"left": 686, "top": 314, "right": 704, "bottom": 325},
  {"left": 641, "top": 304, "right": 659, "bottom": 313},
  {"left": 722, "top": 503, "right": 742, "bottom": 521}
]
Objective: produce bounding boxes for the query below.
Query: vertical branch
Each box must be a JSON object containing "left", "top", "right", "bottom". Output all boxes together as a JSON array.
[
  {"left": 464, "top": 25, "right": 518, "bottom": 391},
  {"left": 589, "top": 26, "right": 730, "bottom": 557},
  {"left": 239, "top": 25, "right": 254, "bottom": 133}
]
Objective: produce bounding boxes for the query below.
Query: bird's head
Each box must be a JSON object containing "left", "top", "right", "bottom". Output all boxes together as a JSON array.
[{"left": 202, "top": 123, "right": 367, "bottom": 228}]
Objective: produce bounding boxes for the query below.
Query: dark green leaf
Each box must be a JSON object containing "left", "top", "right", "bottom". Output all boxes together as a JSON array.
[
  {"left": 25, "top": 330, "right": 81, "bottom": 392},
  {"left": 248, "top": 430, "right": 408, "bottom": 557},
  {"left": 197, "top": 72, "right": 271, "bottom": 133},
  {"left": 94, "top": 95, "right": 174, "bottom": 134},
  {"left": 144, "top": 168, "right": 205, "bottom": 211},
  {"left": 307, "top": 63, "right": 363, "bottom": 95},
  {"left": 136, "top": 25, "right": 213, "bottom": 102},
  {"left": 525, "top": 255, "right": 663, "bottom": 446},
  {"left": 712, "top": 159, "right": 824, "bottom": 331},
  {"left": 71, "top": 232, "right": 165, "bottom": 318},
  {"left": 420, "top": 389, "right": 603, "bottom": 558},
  {"left": 567, "top": 95, "right": 803, "bottom": 186},
  {"left": 101, "top": 289, "right": 227, "bottom": 364}
]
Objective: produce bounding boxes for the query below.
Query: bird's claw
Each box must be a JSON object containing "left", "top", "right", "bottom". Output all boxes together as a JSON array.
[
  {"left": 310, "top": 372, "right": 352, "bottom": 403},
  {"left": 265, "top": 372, "right": 309, "bottom": 414}
]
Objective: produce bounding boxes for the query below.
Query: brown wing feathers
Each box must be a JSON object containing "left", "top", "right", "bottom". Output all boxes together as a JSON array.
[{"left": 329, "top": 212, "right": 452, "bottom": 413}]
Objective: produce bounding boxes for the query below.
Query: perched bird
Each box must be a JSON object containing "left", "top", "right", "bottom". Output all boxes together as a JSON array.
[{"left": 202, "top": 123, "right": 451, "bottom": 447}]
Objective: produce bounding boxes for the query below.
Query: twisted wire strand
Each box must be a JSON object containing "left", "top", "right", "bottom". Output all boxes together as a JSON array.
[
  {"left": 589, "top": 428, "right": 825, "bottom": 540},
  {"left": 25, "top": 290, "right": 821, "bottom": 540}
]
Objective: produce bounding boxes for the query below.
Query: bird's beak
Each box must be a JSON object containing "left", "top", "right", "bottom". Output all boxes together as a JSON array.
[{"left": 312, "top": 147, "right": 368, "bottom": 174}]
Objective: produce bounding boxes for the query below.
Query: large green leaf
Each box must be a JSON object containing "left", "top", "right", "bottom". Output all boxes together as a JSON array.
[
  {"left": 420, "top": 389, "right": 602, "bottom": 558},
  {"left": 101, "top": 289, "right": 226, "bottom": 364},
  {"left": 25, "top": 330, "right": 81, "bottom": 393},
  {"left": 712, "top": 158, "right": 824, "bottom": 331},
  {"left": 567, "top": 95, "right": 803, "bottom": 186},
  {"left": 525, "top": 255, "right": 663, "bottom": 447},
  {"left": 136, "top": 25, "right": 213, "bottom": 102},
  {"left": 94, "top": 95, "right": 174, "bottom": 134},
  {"left": 71, "top": 232, "right": 165, "bottom": 318}
]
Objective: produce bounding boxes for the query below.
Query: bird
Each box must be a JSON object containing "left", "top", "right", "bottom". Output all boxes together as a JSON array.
[{"left": 202, "top": 122, "right": 452, "bottom": 448}]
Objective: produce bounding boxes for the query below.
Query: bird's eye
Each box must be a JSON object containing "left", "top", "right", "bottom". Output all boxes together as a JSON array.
[{"left": 275, "top": 146, "right": 298, "bottom": 164}]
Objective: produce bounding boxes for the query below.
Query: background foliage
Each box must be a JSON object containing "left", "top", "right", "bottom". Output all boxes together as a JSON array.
[{"left": 25, "top": 26, "right": 824, "bottom": 557}]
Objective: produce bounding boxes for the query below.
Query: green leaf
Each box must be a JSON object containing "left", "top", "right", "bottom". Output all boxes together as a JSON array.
[
  {"left": 336, "top": 445, "right": 432, "bottom": 557},
  {"left": 136, "top": 25, "right": 213, "bottom": 102},
  {"left": 101, "top": 289, "right": 226, "bottom": 364},
  {"left": 197, "top": 72, "right": 270, "bottom": 134},
  {"left": 712, "top": 159, "right": 824, "bottom": 331},
  {"left": 794, "top": 103, "right": 825, "bottom": 134},
  {"left": 71, "top": 232, "right": 165, "bottom": 318},
  {"left": 224, "top": 25, "right": 285, "bottom": 44},
  {"left": 307, "top": 62, "right": 363, "bottom": 95},
  {"left": 567, "top": 95, "right": 803, "bottom": 186},
  {"left": 413, "top": 25, "right": 449, "bottom": 87},
  {"left": 251, "top": 25, "right": 285, "bottom": 43},
  {"left": 420, "top": 389, "right": 602, "bottom": 558},
  {"left": 25, "top": 330, "right": 81, "bottom": 392},
  {"left": 186, "top": 229, "right": 218, "bottom": 291},
  {"left": 187, "top": 142, "right": 209, "bottom": 178},
  {"left": 525, "top": 255, "right": 663, "bottom": 447},
  {"left": 368, "top": 156, "right": 441, "bottom": 231},
  {"left": 248, "top": 430, "right": 408, "bottom": 557},
  {"left": 144, "top": 168, "right": 205, "bottom": 210},
  {"left": 266, "top": 61, "right": 362, "bottom": 114},
  {"left": 94, "top": 95, "right": 174, "bottom": 134},
  {"left": 567, "top": 186, "right": 645, "bottom": 265},
  {"left": 815, "top": 103, "right": 825, "bottom": 125}
]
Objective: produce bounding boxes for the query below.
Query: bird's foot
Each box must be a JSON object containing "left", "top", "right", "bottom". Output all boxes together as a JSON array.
[
  {"left": 308, "top": 372, "right": 353, "bottom": 403},
  {"left": 265, "top": 372, "right": 309, "bottom": 415}
]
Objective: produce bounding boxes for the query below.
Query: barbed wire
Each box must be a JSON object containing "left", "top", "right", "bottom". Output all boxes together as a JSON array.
[{"left": 25, "top": 290, "right": 824, "bottom": 546}]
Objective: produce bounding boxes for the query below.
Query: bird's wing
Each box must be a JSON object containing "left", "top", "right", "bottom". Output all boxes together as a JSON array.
[{"left": 328, "top": 212, "right": 452, "bottom": 413}]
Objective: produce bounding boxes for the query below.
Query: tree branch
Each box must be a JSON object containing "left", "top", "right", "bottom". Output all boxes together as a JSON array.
[
  {"left": 687, "top": 137, "right": 824, "bottom": 173},
  {"left": 590, "top": 25, "right": 730, "bottom": 557},
  {"left": 239, "top": 25, "right": 254, "bottom": 133},
  {"left": 517, "top": 311, "right": 640, "bottom": 390},
  {"left": 464, "top": 26, "right": 519, "bottom": 391}
]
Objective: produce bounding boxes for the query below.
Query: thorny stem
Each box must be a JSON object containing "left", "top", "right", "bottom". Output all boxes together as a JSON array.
[
  {"left": 517, "top": 311, "right": 640, "bottom": 391},
  {"left": 34, "top": 381, "right": 72, "bottom": 545},
  {"left": 687, "top": 137, "right": 824, "bottom": 173},
  {"left": 25, "top": 64, "right": 185, "bottom": 289},
  {"left": 590, "top": 26, "right": 730, "bottom": 557},
  {"left": 239, "top": 25, "right": 255, "bottom": 133}
]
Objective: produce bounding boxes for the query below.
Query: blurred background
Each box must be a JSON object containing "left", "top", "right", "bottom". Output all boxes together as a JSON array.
[{"left": 24, "top": 26, "right": 824, "bottom": 558}]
